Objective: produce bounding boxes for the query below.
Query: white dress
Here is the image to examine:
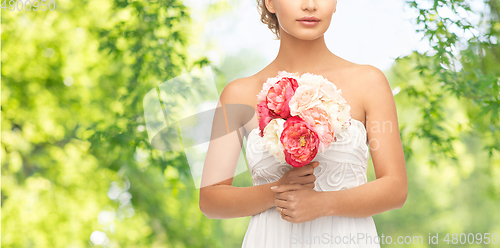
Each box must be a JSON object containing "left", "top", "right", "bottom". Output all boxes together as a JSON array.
[{"left": 242, "top": 118, "right": 381, "bottom": 248}]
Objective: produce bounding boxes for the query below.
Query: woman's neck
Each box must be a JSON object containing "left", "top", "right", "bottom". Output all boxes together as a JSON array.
[{"left": 272, "top": 33, "right": 335, "bottom": 75}]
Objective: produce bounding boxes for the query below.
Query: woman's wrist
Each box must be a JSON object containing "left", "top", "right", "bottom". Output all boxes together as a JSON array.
[
  {"left": 318, "top": 190, "right": 338, "bottom": 217},
  {"left": 267, "top": 181, "right": 280, "bottom": 208}
]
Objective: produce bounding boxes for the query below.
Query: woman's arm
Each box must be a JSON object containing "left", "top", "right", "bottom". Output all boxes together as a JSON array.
[
  {"left": 319, "top": 175, "right": 406, "bottom": 218},
  {"left": 200, "top": 179, "right": 279, "bottom": 219},
  {"left": 199, "top": 78, "right": 276, "bottom": 219},
  {"left": 321, "top": 65, "right": 408, "bottom": 218}
]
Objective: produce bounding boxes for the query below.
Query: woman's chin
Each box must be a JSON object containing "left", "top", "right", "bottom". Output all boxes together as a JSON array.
[
  {"left": 281, "top": 25, "right": 327, "bottom": 41},
  {"left": 293, "top": 32, "right": 325, "bottom": 41}
]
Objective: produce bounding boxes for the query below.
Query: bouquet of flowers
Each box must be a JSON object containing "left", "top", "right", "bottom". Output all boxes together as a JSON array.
[{"left": 257, "top": 71, "right": 352, "bottom": 167}]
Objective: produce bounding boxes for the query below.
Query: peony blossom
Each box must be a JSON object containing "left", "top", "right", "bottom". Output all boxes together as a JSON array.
[
  {"left": 257, "top": 71, "right": 299, "bottom": 102},
  {"left": 288, "top": 84, "right": 323, "bottom": 116},
  {"left": 266, "top": 77, "right": 299, "bottom": 118},
  {"left": 326, "top": 101, "right": 352, "bottom": 141},
  {"left": 262, "top": 118, "right": 286, "bottom": 163},
  {"left": 280, "top": 116, "right": 319, "bottom": 167},
  {"left": 299, "top": 106, "right": 334, "bottom": 153},
  {"left": 297, "top": 73, "right": 329, "bottom": 88},
  {"left": 257, "top": 77, "right": 278, "bottom": 103},
  {"left": 257, "top": 101, "right": 274, "bottom": 137}
]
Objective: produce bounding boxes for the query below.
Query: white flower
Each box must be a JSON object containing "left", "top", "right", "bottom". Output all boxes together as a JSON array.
[
  {"left": 262, "top": 118, "right": 286, "bottom": 163},
  {"left": 298, "top": 73, "right": 329, "bottom": 88},
  {"left": 326, "top": 101, "right": 352, "bottom": 140},
  {"left": 320, "top": 83, "right": 344, "bottom": 103},
  {"left": 277, "top": 70, "right": 300, "bottom": 79}
]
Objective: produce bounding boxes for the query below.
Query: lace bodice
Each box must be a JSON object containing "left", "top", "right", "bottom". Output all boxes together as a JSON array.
[{"left": 245, "top": 118, "right": 369, "bottom": 191}]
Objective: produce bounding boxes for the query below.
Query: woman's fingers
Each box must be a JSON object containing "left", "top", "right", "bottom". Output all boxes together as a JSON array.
[
  {"left": 284, "top": 172, "right": 316, "bottom": 185},
  {"left": 275, "top": 194, "right": 288, "bottom": 201},
  {"left": 293, "top": 174, "right": 316, "bottom": 186},
  {"left": 302, "top": 174, "right": 316, "bottom": 183},
  {"left": 311, "top": 161, "right": 320, "bottom": 168},
  {"left": 277, "top": 161, "right": 318, "bottom": 187},
  {"left": 296, "top": 161, "right": 318, "bottom": 176},
  {"left": 275, "top": 206, "right": 290, "bottom": 217},
  {"left": 275, "top": 198, "right": 287, "bottom": 207},
  {"left": 290, "top": 167, "right": 312, "bottom": 178},
  {"left": 303, "top": 182, "right": 315, "bottom": 189}
]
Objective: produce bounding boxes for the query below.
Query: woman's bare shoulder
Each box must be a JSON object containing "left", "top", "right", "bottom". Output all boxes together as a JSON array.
[
  {"left": 219, "top": 73, "right": 266, "bottom": 108},
  {"left": 220, "top": 77, "right": 256, "bottom": 105},
  {"left": 217, "top": 74, "right": 263, "bottom": 135},
  {"left": 331, "top": 61, "right": 388, "bottom": 89},
  {"left": 348, "top": 64, "right": 390, "bottom": 97}
]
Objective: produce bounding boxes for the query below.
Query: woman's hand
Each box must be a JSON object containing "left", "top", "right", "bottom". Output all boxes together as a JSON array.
[
  {"left": 275, "top": 161, "right": 319, "bottom": 189},
  {"left": 271, "top": 183, "right": 324, "bottom": 223}
]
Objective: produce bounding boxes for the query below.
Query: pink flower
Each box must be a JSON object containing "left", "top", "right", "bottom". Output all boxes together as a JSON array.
[
  {"left": 266, "top": 77, "right": 299, "bottom": 119},
  {"left": 257, "top": 101, "right": 274, "bottom": 137},
  {"left": 280, "top": 116, "right": 319, "bottom": 167},
  {"left": 257, "top": 71, "right": 299, "bottom": 102},
  {"left": 299, "top": 106, "right": 334, "bottom": 153},
  {"left": 289, "top": 84, "right": 323, "bottom": 116}
]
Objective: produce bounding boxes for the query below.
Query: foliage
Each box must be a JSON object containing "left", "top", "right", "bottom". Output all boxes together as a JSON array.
[
  {"left": 370, "top": 1, "right": 500, "bottom": 246},
  {"left": 372, "top": 51, "right": 500, "bottom": 247},
  {"left": 402, "top": 0, "right": 500, "bottom": 165},
  {"left": 1, "top": 0, "right": 233, "bottom": 247}
]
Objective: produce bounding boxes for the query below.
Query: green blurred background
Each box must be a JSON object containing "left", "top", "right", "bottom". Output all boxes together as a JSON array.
[{"left": 1, "top": 0, "right": 499, "bottom": 247}]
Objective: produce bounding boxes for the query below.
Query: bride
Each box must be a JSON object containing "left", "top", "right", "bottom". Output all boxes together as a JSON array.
[{"left": 199, "top": 0, "right": 407, "bottom": 247}]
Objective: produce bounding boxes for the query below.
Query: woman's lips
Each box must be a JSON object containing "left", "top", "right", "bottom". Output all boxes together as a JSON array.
[{"left": 297, "top": 20, "right": 320, "bottom": 26}]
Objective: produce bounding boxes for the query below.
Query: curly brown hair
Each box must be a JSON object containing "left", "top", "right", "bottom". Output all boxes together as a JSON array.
[{"left": 256, "top": 0, "right": 281, "bottom": 40}]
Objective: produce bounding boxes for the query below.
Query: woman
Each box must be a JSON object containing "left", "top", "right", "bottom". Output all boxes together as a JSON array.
[{"left": 199, "top": 0, "right": 408, "bottom": 247}]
